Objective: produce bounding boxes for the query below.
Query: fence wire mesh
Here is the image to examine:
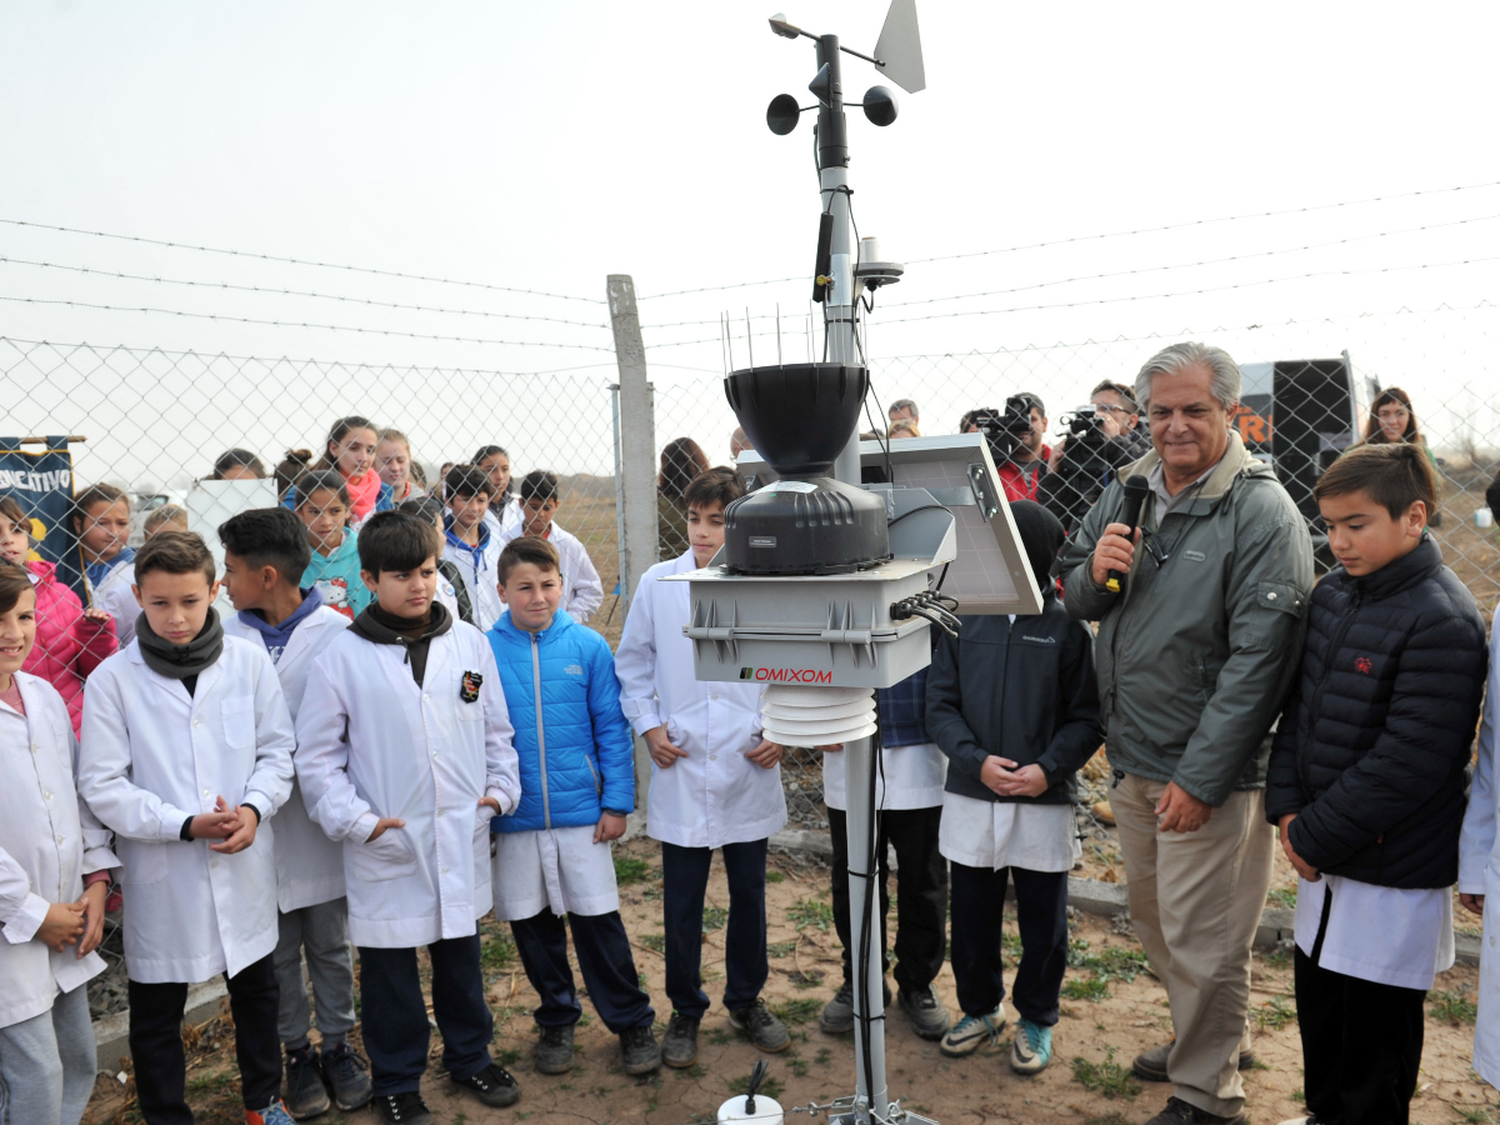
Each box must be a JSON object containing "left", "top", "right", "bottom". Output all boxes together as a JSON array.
[{"left": 4, "top": 300, "right": 1499, "bottom": 1010}]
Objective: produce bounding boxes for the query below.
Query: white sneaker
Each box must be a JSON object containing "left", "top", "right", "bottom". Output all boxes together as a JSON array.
[{"left": 938, "top": 1006, "right": 1005, "bottom": 1057}]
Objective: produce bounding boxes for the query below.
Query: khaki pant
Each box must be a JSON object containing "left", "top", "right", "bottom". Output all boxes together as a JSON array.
[{"left": 1112, "top": 773, "right": 1274, "bottom": 1118}]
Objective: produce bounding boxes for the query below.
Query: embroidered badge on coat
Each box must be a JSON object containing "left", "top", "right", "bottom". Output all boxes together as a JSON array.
[{"left": 461, "top": 670, "right": 483, "bottom": 702}]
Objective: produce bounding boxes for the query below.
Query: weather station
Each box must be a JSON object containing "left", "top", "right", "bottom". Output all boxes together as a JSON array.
[{"left": 673, "top": 5, "right": 1044, "bottom": 1124}]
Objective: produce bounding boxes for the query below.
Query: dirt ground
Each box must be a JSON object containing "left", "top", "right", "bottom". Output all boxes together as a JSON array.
[{"left": 85, "top": 835, "right": 1497, "bottom": 1125}]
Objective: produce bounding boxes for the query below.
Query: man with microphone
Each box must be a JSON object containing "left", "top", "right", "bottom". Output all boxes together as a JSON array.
[{"left": 1057, "top": 342, "right": 1314, "bottom": 1125}]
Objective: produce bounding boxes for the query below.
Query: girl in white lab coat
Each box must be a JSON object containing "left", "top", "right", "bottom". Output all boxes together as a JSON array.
[
  {"left": 1459, "top": 601, "right": 1500, "bottom": 1088},
  {"left": 77, "top": 532, "right": 298, "bottom": 1125},
  {"left": 294, "top": 511, "right": 523, "bottom": 1121},
  {"left": 0, "top": 560, "right": 119, "bottom": 1125},
  {"left": 219, "top": 507, "right": 369, "bottom": 1117},
  {"left": 615, "top": 469, "right": 789, "bottom": 1065}
]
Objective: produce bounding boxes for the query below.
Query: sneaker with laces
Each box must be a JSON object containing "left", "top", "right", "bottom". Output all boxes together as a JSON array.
[
  {"left": 619, "top": 1024, "right": 662, "bottom": 1075},
  {"left": 939, "top": 1006, "right": 1006, "bottom": 1057},
  {"left": 662, "top": 1011, "right": 700, "bottom": 1068},
  {"left": 728, "top": 999, "right": 791, "bottom": 1053},
  {"left": 1009, "top": 1017, "right": 1053, "bottom": 1074},
  {"left": 319, "top": 1040, "right": 371, "bottom": 1111},
  {"left": 283, "top": 1046, "right": 330, "bottom": 1119},
  {"left": 535, "top": 1023, "right": 575, "bottom": 1074},
  {"left": 245, "top": 1100, "right": 297, "bottom": 1125},
  {"left": 819, "top": 979, "right": 892, "bottom": 1034},
  {"left": 374, "top": 1091, "right": 433, "bottom": 1125},
  {"left": 451, "top": 1061, "right": 522, "bottom": 1108},
  {"left": 1143, "top": 1096, "right": 1248, "bottom": 1125},
  {"left": 896, "top": 985, "right": 952, "bottom": 1040}
]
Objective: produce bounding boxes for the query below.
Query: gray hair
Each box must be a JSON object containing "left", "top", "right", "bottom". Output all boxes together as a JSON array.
[
  {"left": 1134, "top": 341, "right": 1240, "bottom": 412},
  {"left": 888, "top": 397, "right": 919, "bottom": 419}
]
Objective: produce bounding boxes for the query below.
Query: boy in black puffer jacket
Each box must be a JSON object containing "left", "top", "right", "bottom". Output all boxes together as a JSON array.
[
  {"left": 1266, "top": 443, "right": 1488, "bottom": 1125},
  {"left": 926, "top": 500, "right": 1103, "bottom": 1077}
]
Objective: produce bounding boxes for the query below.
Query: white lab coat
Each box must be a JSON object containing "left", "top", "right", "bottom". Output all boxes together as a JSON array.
[
  {"left": 294, "top": 623, "right": 522, "bottom": 949},
  {"left": 77, "top": 638, "right": 296, "bottom": 983},
  {"left": 0, "top": 673, "right": 120, "bottom": 1029},
  {"left": 482, "top": 497, "right": 523, "bottom": 543},
  {"left": 615, "top": 550, "right": 786, "bottom": 849},
  {"left": 1458, "top": 605, "right": 1500, "bottom": 1086},
  {"left": 496, "top": 521, "right": 604, "bottom": 624},
  {"left": 86, "top": 557, "right": 138, "bottom": 646},
  {"left": 225, "top": 606, "right": 349, "bottom": 912},
  {"left": 443, "top": 530, "right": 505, "bottom": 631}
]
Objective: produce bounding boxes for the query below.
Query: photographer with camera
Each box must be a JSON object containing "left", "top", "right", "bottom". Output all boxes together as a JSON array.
[
  {"left": 1039, "top": 381, "right": 1153, "bottom": 531},
  {"left": 961, "top": 393, "right": 1050, "bottom": 502}
]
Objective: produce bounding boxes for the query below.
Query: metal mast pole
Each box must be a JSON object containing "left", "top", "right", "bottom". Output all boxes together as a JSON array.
[{"left": 814, "top": 34, "right": 888, "bottom": 1124}]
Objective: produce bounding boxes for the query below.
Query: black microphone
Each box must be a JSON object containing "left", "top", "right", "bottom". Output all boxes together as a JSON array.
[{"left": 1105, "top": 474, "right": 1151, "bottom": 593}]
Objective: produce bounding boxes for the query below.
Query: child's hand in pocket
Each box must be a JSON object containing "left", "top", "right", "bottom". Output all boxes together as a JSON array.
[{"left": 594, "top": 812, "right": 627, "bottom": 844}]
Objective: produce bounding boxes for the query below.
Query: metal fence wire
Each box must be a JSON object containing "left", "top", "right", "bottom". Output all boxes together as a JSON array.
[{"left": 3, "top": 301, "right": 1499, "bottom": 1005}]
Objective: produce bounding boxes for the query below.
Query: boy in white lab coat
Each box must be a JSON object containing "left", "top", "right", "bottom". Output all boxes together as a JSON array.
[
  {"left": 1457, "top": 485, "right": 1500, "bottom": 1090},
  {"left": 442, "top": 465, "right": 504, "bottom": 630},
  {"left": 295, "top": 511, "right": 523, "bottom": 1125},
  {"left": 499, "top": 469, "right": 604, "bottom": 624},
  {"left": 219, "top": 507, "right": 369, "bottom": 1118},
  {"left": 0, "top": 559, "right": 119, "bottom": 1125},
  {"left": 615, "top": 467, "right": 788, "bottom": 1068},
  {"left": 78, "top": 531, "right": 298, "bottom": 1125}
]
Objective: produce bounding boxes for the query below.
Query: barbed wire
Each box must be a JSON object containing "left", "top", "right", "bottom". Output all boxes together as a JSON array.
[
  {"left": 0, "top": 255, "right": 611, "bottom": 330},
  {"left": 0, "top": 293, "right": 618, "bottom": 351},
  {"left": 632, "top": 178, "right": 1500, "bottom": 301},
  {"left": 0, "top": 335, "right": 625, "bottom": 379},
  {"left": 878, "top": 213, "right": 1500, "bottom": 310},
  {"left": 904, "top": 178, "right": 1500, "bottom": 265},
  {"left": 0, "top": 217, "right": 605, "bottom": 304},
  {"left": 640, "top": 257, "right": 1500, "bottom": 347},
  {"left": 636, "top": 212, "right": 1500, "bottom": 332}
]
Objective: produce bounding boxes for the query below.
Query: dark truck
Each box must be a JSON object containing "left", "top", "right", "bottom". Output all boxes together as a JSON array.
[{"left": 1235, "top": 351, "right": 1377, "bottom": 569}]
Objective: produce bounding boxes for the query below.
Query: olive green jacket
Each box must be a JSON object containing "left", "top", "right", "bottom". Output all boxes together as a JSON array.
[{"left": 1058, "top": 432, "right": 1315, "bottom": 806}]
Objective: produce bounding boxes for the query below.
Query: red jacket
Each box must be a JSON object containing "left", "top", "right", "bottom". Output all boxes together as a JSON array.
[
  {"left": 23, "top": 560, "right": 118, "bottom": 736},
  {"left": 997, "top": 446, "right": 1051, "bottom": 502}
]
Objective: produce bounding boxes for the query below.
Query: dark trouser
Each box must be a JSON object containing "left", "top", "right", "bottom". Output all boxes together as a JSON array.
[
  {"left": 357, "top": 935, "right": 493, "bottom": 1097},
  {"left": 128, "top": 953, "right": 281, "bottom": 1124},
  {"left": 510, "top": 909, "right": 655, "bottom": 1033},
  {"left": 661, "top": 839, "right": 768, "bottom": 1017},
  {"left": 828, "top": 805, "right": 947, "bottom": 991},
  {"left": 1295, "top": 894, "right": 1425, "bottom": 1125},
  {"left": 949, "top": 863, "right": 1068, "bottom": 1026}
]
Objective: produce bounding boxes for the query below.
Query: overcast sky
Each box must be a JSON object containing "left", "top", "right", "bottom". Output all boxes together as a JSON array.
[{"left": 2, "top": 1, "right": 1497, "bottom": 480}]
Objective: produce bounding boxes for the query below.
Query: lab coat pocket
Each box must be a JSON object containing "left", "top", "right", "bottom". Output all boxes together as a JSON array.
[
  {"left": 222, "top": 698, "right": 255, "bottom": 749},
  {"left": 119, "top": 839, "right": 169, "bottom": 885},
  {"left": 351, "top": 829, "right": 419, "bottom": 882}
]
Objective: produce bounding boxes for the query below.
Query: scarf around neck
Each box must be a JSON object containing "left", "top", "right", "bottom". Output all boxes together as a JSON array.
[
  {"left": 345, "top": 469, "right": 381, "bottom": 521},
  {"left": 136, "top": 608, "right": 225, "bottom": 680}
]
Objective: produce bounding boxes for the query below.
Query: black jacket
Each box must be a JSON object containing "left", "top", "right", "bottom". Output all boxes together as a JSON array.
[
  {"left": 926, "top": 596, "right": 1104, "bottom": 805},
  {"left": 1265, "top": 535, "right": 1488, "bottom": 889}
]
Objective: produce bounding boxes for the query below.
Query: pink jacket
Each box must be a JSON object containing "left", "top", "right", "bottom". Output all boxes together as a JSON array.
[{"left": 23, "top": 560, "right": 118, "bottom": 735}]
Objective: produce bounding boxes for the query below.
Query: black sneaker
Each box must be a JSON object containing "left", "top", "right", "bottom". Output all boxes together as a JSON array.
[
  {"left": 619, "top": 1024, "right": 662, "bottom": 1075},
  {"left": 661, "top": 1012, "right": 700, "bottom": 1068},
  {"left": 451, "top": 1061, "right": 522, "bottom": 1108},
  {"left": 728, "top": 1000, "right": 791, "bottom": 1053},
  {"left": 283, "top": 1045, "right": 330, "bottom": 1119},
  {"left": 896, "top": 984, "right": 952, "bottom": 1040},
  {"left": 319, "top": 1040, "right": 372, "bottom": 1111},
  {"left": 819, "top": 979, "right": 893, "bottom": 1035},
  {"left": 374, "top": 1092, "right": 433, "bottom": 1125},
  {"left": 535, "top": 1023, "right": 575, "bottom": 1075}
]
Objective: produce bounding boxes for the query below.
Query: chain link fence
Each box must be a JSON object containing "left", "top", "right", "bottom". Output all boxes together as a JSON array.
[{"left": 4, "top": 300, "right": 1499, "bottom": 1010}]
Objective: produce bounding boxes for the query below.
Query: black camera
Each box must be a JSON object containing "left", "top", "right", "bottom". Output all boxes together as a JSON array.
[
  {"left": 967, "top": 394, "right": 1035, "bottom": 464},
  {"left": 1039, "top": 405, "right": 1132, "bottom": 532}
]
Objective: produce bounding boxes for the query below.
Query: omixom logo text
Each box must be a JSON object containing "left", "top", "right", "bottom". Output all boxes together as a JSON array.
[{"left": 739, "top": 667, "right": 833, "bottom": 684}]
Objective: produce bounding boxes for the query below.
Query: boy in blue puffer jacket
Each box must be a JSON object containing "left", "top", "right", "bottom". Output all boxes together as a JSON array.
[{"left": 485, "top": 536, "right": 660, "bottom": 1078}]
